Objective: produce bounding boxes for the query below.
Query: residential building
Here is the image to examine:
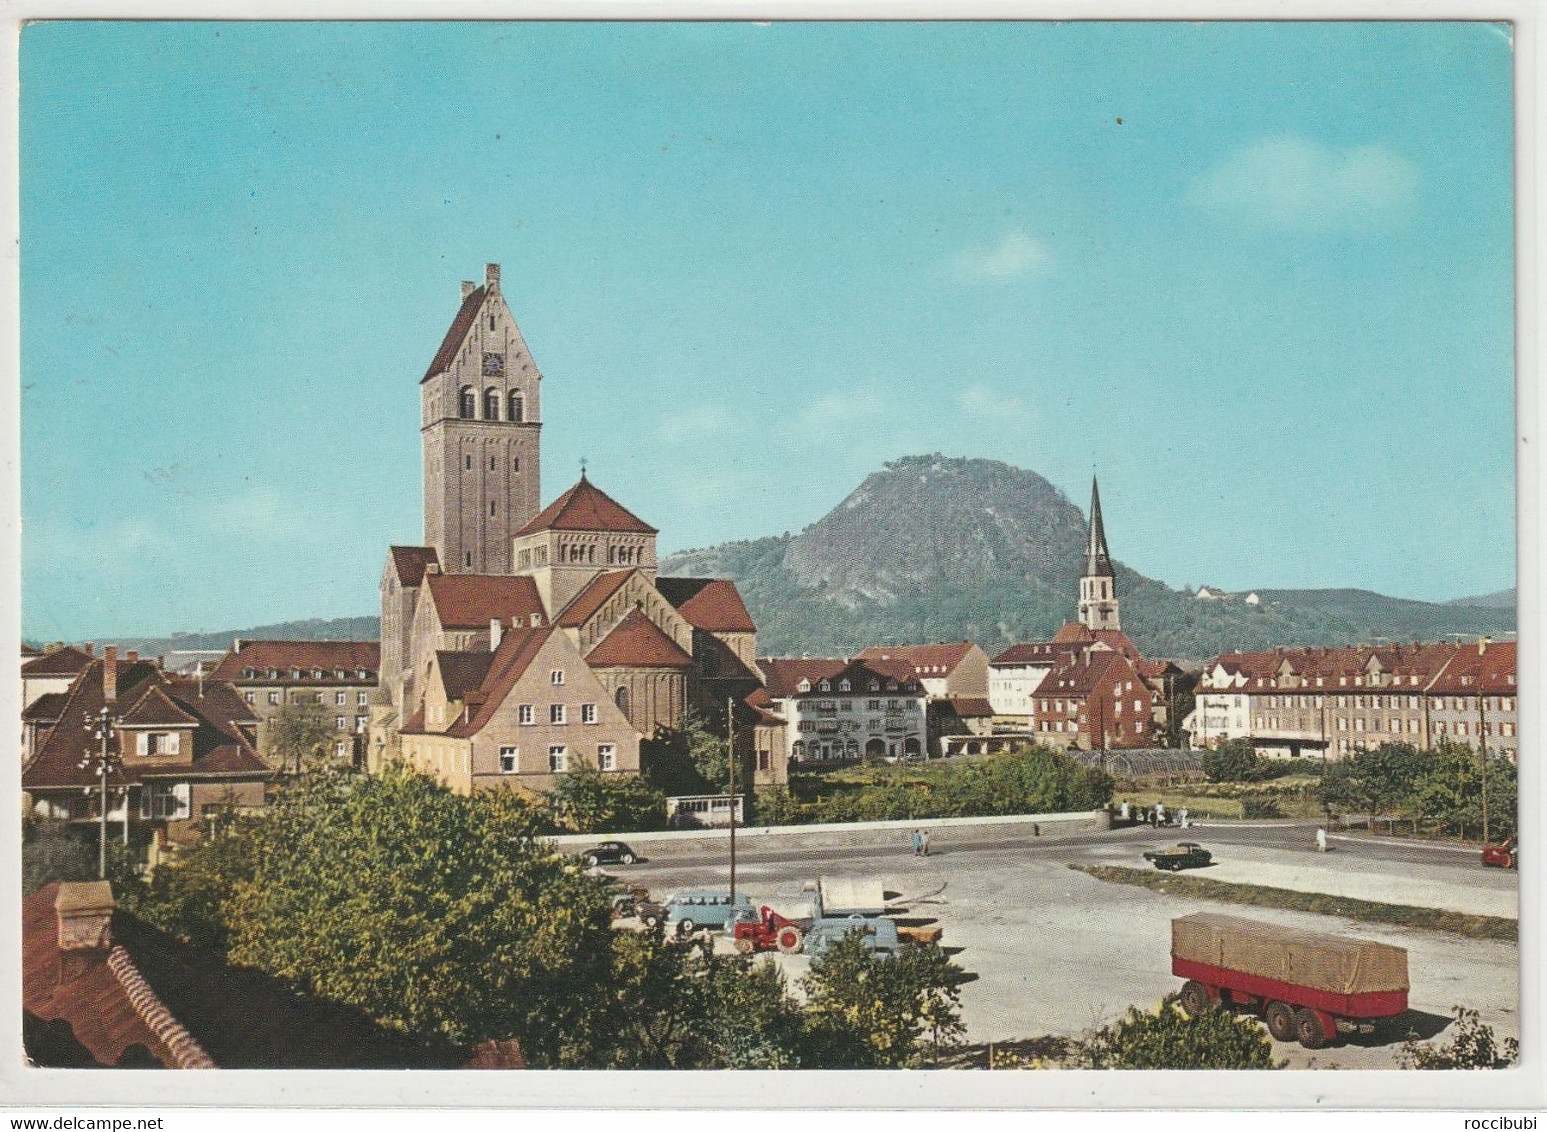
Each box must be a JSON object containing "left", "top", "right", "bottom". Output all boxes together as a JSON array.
[
  {"left": 1031, "top": 647, "right": 1156, "bottom": 750},
  {"left": 22, "top": 648, "right": 273, "bottom": 859},
  {"left": 21, "top": 644, "right": 94, "bottom": 711},
  {"left": 856, "top": 642, "right": 990, "bottom": 700},
  {"left": 207, "top": 640, "right": 380, "bottom": 766},
  {"left": 756, "top": 658, "right": 929, "bottom": 765}
]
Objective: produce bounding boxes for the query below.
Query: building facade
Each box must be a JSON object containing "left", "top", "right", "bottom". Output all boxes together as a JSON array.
[
  {"left": 208, "top": 640, "right": 380, "bottom": 766},
  {"left": 756, "top": 658, "right": 929, "bottom": 765}
]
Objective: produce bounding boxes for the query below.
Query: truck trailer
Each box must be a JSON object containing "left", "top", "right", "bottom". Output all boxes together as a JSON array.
[{"left": 1170, "top": 913, "right": 1409, "bottom": 1049}]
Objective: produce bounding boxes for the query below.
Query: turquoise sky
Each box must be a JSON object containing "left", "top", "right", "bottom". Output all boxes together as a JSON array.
[{"left": 21, "top": 21, "right": 1516, "bottom": 640}]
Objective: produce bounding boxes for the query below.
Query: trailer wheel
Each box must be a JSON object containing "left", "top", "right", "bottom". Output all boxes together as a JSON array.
[
  {"left": 776, "top": 926, "right": 805, "bottom": 954},
  {"left": 1179, "top": 981, "right": 1211, "bottom": 1016},
  {"left": 1294, "top": 1008, "right": 1329, "bottom": 1049},
  {"left": 735, "top": 938, "right": 756, "bottom": 955},
  {"left": 1265, "top": 1002, "right": 1295, "bottom": 1042}
]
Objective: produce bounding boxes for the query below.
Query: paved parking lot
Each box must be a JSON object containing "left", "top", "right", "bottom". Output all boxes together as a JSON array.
[{"left": 621, "top": 827, "right": 1519, "bottom": 1069}]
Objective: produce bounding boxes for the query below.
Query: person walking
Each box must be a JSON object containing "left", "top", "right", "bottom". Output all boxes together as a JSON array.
[
  {"left": 910, "top": 829, "right": 922, "bottom": 857},
  {"left": 1179, "top": 806, "right": 1189, "bottom": 830},
  {"left": 1316, "top": 826, "right": 1328, "bottom": 853},
  {"left": 920, "top": 829, "right": 932, "bottom": 857}
]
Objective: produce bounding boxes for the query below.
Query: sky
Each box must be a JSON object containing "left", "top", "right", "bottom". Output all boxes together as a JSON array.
[{"left": 19, "top": 21, "right": 1517, "bottom": 640}]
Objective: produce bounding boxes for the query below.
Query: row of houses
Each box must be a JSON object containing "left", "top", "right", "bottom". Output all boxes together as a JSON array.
[{"left": 1186, "top": 638, "right": 1519, "bottom": 762}]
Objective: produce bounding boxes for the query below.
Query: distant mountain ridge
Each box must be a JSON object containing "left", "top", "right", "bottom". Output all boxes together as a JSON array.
[
  {"left": 1444, "top": 587, "right": 1516, "bottom": 609},
  {"left": 50, "top": 617, "right": 382, "bottom": 660},
  {"left": 661, "top": 455, "right": 1515, "bottom": 662}
]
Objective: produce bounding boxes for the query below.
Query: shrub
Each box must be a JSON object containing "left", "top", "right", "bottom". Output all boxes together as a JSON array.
[
  {"left": 1073, "top": 994, "right": 1283, "bottom": 1069},
  {"left": 22, "top": 819, "right": 97, "bottom": 895},
  {"left": 1398, "top": 1007, "right": 1517, "bottom": 1069}
]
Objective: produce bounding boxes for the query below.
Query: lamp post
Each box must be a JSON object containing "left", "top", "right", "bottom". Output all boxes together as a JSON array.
[
  {"left": 726, "top": 695, "right": 737, "bottom": 904},
  {"left": 78, "top": 705, "right": 122, "bottom": 880}
]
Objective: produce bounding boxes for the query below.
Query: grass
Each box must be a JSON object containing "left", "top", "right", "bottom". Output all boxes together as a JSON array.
[
  {"left": 1116, "top": 777, "right": 1327, "bottom": 821},
  {"left": 1071, "top": 864, "right": 1517, "bottom": 943}
]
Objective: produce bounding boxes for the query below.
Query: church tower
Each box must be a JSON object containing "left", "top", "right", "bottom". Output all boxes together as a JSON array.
[
  {"left": 420, "top": 264, "right": 543, "bottom": 574},
  {"left": 1078, "top": 476, "right": 1121, "bottom": 632}
]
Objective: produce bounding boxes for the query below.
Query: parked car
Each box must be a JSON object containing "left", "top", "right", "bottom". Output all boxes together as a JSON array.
[
  {"left": 1143, "top": 842, "right": 1213, "bottom": 871},
  {"left": 1481, "top": 836, "right": 1518, "bottom": 870},
  {"left": 663, "top": 890, "right": 757, "bottom": 936},
  {"left": 802, "top": 915, "right": 901, "bottom": 960},
  {"left": 580, "top": 841, "right": 640, "bottom": 867}
]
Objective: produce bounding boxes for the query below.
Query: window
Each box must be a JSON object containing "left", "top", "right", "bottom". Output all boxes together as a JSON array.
[
  {"left": 355, "top": 715, "right": 368, "bottom": 733},
  {"left": 484, "top": 388, "right": 500, "bottom": 420},
  {"left": 335, "top": 716, "right": 346, "bottom": 730},
  {"left": 268, "top": 691, "right": 279, "bottom": 705},
  {"left": 518, "top": 704, "right": 535, "bottom": 725},
  {"left": 459, "top": 386, "right": 476, "bottom": 418},
  {"left": 550, "top": 704, "right": 567, "bottom": 725},
  {"left": 867, "top": 700, "right": 881, "bottom": 711},
  {"left": 597, "top": 744, "right": 616, "bottom": 771},
  {"left": 509, "top": 394, "right": 524, "bottom": 423},
  {"left": 512, "top": 456, "right": 521, "bottom": 473},
  {"left": 244, "top": 691, "right": 255, "bottom": 705},
  {"left": 358, "top": 691, "right": 369, "bottom": 706},
  {"left": 483, "top": 352, "right": 504, "bottom": 377},
  {"left": 336, "top": 691, "right": 347, "bottom": 705},
  {"left": 490, "top": 500, "right": 497, "bottom": 517},
  {"left": 615, "top": 686, "right": 630, "bottom": 715},
  {"left": 465, "top": 552, "right": 473, "bottom": 568},
  {"left": 137, "top": 731, "right": 179, "bottom": 756},
  {"left": 550, "top": 669, "right": 565, "bottom": 685},
  {"left": 548, "top": 746, "right": 567, "bottom": 773},
  {"left": 140, "top": 783, "right": 190, "bottom": 821},
  {"left": 488, "top": 314, "right": 496, "bottom": 331},
  {"left": 465, "top": 454, "right": 473, "bottom": 470},
  {"left": 488, "top": 455, "right": 497, "bottom": 471},
  {"left": 500, "top": 746, "right": 519, "bottom": 774},
  {"left": 581, "top": 703, "right": 597, "bottom": 724},
  {"left": 335, "top": 740, "right": 348, "bottom": 758}
]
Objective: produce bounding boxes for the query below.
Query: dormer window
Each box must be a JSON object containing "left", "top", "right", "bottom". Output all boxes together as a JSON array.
[
  {"left": 313, "top": 669, "right": 324, "bottom": 679},
  {"left": 292, "top": 668, "right": 302, "bottom": 679},
  {"left": 335, "top": 669, "right": 346, "bottom": 679},
  {"left": 797, "top": 679, "right": 812, "bottom": 694},
  {"left": 818, "top": 681, "right": 830, "bottom": 692},
  {"left": 839, "top": 680, "right": 850, "bottom": 692}
]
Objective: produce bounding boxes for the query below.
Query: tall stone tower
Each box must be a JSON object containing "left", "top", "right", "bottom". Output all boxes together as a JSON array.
[
  {"left": 421, "top": 264, "right": 543, "bottom": 574},
  {"left": 1078, "top": 476, "right": 1121, "bottom": 632}
]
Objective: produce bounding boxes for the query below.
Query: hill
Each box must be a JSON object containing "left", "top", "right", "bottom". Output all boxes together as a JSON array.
[
  {"left": 67, "top": 617, "right": 382, "bottom": 660},
  {"left": 1444, "top": 587, "right": 1516, "bottom": 609},
  {"left": 661, "top": 455, "right": 1515, "bottom": 662}
]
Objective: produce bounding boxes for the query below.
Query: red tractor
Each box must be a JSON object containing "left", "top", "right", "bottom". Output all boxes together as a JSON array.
[{"left": 729, "top": 905, "right": 811, "bottom": 954}]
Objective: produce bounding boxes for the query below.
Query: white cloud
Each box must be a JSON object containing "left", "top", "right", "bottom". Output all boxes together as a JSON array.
[
  {"left": 953, "top": 230, "right": 1053, "bottom": 280},
  {"left": 1189, "top": 135, "right": 1420, "bottom": 231}
]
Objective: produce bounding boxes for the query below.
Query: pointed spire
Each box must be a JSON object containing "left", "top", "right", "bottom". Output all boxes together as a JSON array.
[{"left": 1085, "top": 476, "right": 1115, "bottom": 579}]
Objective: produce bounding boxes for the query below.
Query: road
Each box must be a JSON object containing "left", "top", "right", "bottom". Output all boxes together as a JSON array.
[{"left": 607, "top": 820, "right": 1519, "bottom": 1069}]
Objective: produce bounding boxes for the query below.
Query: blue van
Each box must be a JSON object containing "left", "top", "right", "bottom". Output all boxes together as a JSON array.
[
  {"left": 663, "top": 890, "right": 757, "bottom": 936},
  {"left": 803, "top": 916, "right": 901, "bottom": 960}
]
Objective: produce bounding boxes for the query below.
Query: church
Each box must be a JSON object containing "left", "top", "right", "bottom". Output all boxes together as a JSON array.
[{"left": 375, "top": 264, "right": 760, "bottom": 794}]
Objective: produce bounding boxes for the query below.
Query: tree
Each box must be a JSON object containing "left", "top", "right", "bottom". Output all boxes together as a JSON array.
[
  {"left": 1317, "top": 742, "right": 1432, "bottom": 828},
  {"left": 111, "top": 812, "right": 260, "bottom": 952},
  {"left": 549, "top": 759, "right": 667, "bottom": 834},
  {"left": 801, "top": 933, "right": 966, "bottom": 1068},
  {"left": 640, "top": 709, "right": 729, "bottom": 796},
  {"left": 22, "top": 818, "right": 97, "bottom": 894},
  {"left": 1410, "top": 743, "right": 1516, "bottom": 840},
  {"left": 1202, "top": 739, "right": 1265, "bottom": 783},
  {"left": 1074, "top": 994, "right": 1283, "bottom": 1069},
  {"left": 224, "top": 767, "right": 620, "bottom": 1064},
  {"left": 1398, "top": 1007, "right": 1517, "bottom": 1069},
  {"left": 265, "top": 699, "right": 338, "bottom": 775}
]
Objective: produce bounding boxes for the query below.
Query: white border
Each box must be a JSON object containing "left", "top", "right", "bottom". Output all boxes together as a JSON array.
[{"left": 0, "top": 0, "right": 1540, "bottom": 1111}]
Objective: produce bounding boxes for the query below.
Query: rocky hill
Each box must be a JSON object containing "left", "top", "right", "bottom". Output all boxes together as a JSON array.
[{"left": 661, "top": 455, "right": 1515, "bottom": 662}]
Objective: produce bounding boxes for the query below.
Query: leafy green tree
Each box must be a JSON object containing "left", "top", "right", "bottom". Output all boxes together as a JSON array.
[
  {"left": 112, "top": 813, "right": 260, "bottom": 952},
  {"left": 225, "top": 767, "right": 619, "bottom": 1064},
  {"left": 265, "top": 699, "right": 338, "bottom": 775},
  {"left": 549, "top": 759, "right": 667, "bottom": 833},
  {"left": 1202, "top": 739, "right": 1266, "bottom": 782},
  {"left": 1074, "top": 994, "right": 1283, "bottom": 1069},
  {"left": 1399, "top": 1007, "right": 1518, "bottom": 1069},
  {"left": 1410, "top": 743, "right": 1516, "bottom": 840},
  {"left": 22, "top": 818, "right": 97, "bottom": 894},
  {"left": 1317, "top": 742, "right": 1433, "bottom": 827},
  {"left": 640, "top": 709, "right": 730, "bottom": 796},
  {"left": 801, "top": 934, "right": 966, "bottom": 1068}
]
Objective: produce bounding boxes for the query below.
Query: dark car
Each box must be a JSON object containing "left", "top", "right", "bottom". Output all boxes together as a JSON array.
[
  {"left": 581, "top": 840, "right": 640, "bottom": 866},
  {"left": 1143, "top": 842, "right": 1213, "bottom": 871},
  {"left": 1481, "top": 837, "right": 1517, "bottom": 870}
]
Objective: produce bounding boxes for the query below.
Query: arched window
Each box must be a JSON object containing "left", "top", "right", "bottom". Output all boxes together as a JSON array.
[
  {"left": 508, "top": 393, "right": 524, "bottom": 423},
  {"left": 459, "top": 387, "right": 475, "bottom": 419},
  {"left": 484, "top": 388, "right": 500, "bottom": 420},
  {"left": 615, "top": 686, "right": 630, "bottom": 716}
]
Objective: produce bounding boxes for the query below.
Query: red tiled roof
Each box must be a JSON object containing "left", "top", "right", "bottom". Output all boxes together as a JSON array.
[
  {"left": 585, "top": 610, "right": 694, "bottom": 669},
  {"left": 437, "top": 651, "right": 496, "bottom": 700},
  {"left": 1429, "top": 640, "right": 1517, "bottom": 695},
  {"left": 1041, "top": 649, "right": 1139, "bottom": 698},
  {"left": 118, "top": 686, "right": 200, "bottom": 728},
  {"left": 513, "top": 475, "right": 657, "bottom": 538},
  {"left": 555, "top": 570, "right": 635, "bottom": 628},
  {"left": 655, "top": 577, "right": 757, "bottom": 633},
  {"left": 22, "top": 646, "right": 94, "bottom": 677},
  {"left": 991, "top": 642, "right": 1081, "bottom": 666},
  {"left": 389, "top": 545, "right": 440, "bottom": 587},
  {"left": 858, "top": 642, "right": 978, "bottom": 676},
  {"left": 175, "top": 744, "right": 271, "bottom": 776},
  {"left": 426, "top": 574, "right": 545, "bottom": 631},
  {"left": 445, "top": 628, "right": 555, "bottom": 739},
  {"left": 22, "top": 691, "right": 70, "bottom": 722},
  {"left": 209, "top": 641, "right": 379, "bottom": 682},
  {"left": 23, "top": 885, "right": 169, "bottom": 1068},
  {"left": 422, "top": 284, "right": 486, "bottom": 382},
  {"left": 758, "top": 657, "right": 922, "bottom": 698}
]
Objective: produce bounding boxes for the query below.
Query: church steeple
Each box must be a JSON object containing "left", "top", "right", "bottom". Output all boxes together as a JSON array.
[{"left": 1078, "top": 476, "right": 1121, "bottom": 632}]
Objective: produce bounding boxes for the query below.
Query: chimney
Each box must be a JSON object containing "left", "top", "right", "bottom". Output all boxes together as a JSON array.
[
  {"left": 1479, "top": 637, "right": 1489, "bottom": 655},
  {"left": 490, "top": 617, "right": 503, "bottom": 651},
  {"left": 103, "top": 646, "right": 118, "bottom": 703},
  {"left": 485, "top": 263, "right": 500, "bottom": 292},
  {"left": 127, "top": 650, "right": 138, "bottom": 664},
  {"left": 460, "top": 280, "right": 477, "bottom": 301},
  {"left": 425, "top": 562, "right": 441, "bottom": 576},
  {"left": 55, "top": 881, "right": 115, "bottom": 956},
  {"left": 233, "top": 638, "right": 244, "bottom": 654}
]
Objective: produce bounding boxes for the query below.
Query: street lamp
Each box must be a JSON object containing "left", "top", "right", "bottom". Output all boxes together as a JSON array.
[{"left": 78, "top": 705, "right": 123, "bottom": 880}]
